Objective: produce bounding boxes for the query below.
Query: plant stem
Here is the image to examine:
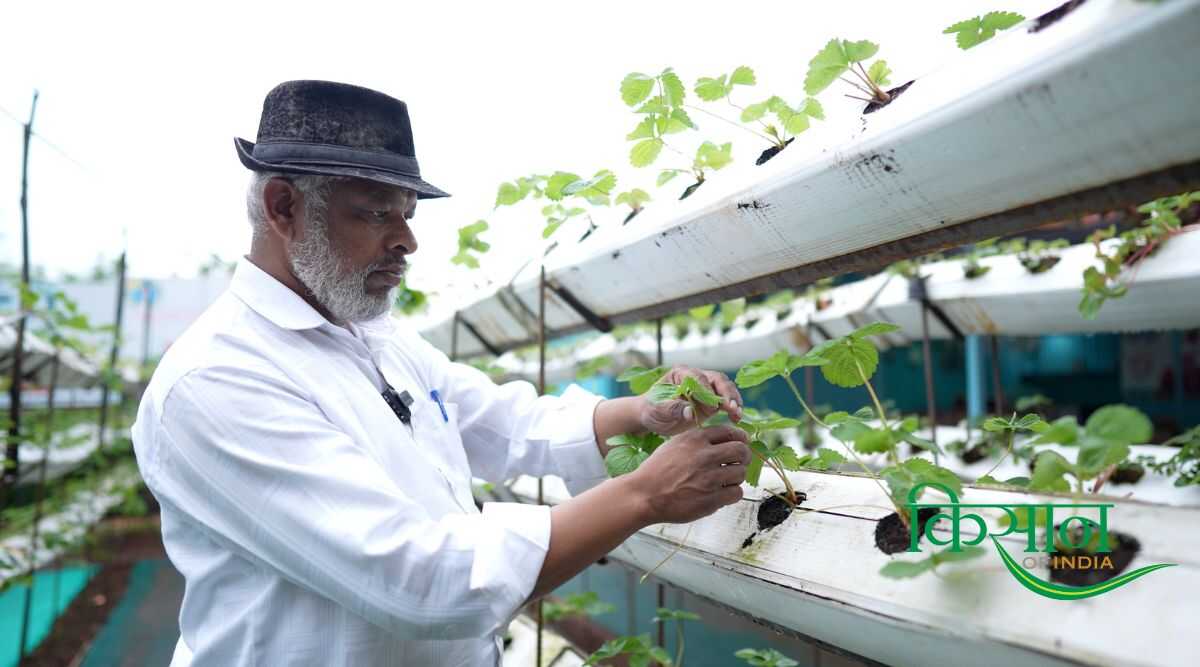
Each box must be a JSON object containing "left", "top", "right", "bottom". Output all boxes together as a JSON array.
[
  {"left": 684, "top": 103, "right": 775, "bottom": 145},
  {"left": 675, "top": 618, "right": 685, "bottom": 667},
  {"left": 781, "top": 374, "right": 907, "bottom": 527},
  {"left": 639, "top": 523, "right": 693, "bottom": 584},
  {"left": 981, "top": 429, "right": 1015, "bottom": 480},
  {"left": 854, "top": 62, "right": 890, "bottom": 102},
  {"left": 855, "top": 362, "right": 896, "bottom": 466},
  {"left": 748, "top": 447, "right": 796, "bottom": 507},
  {"left": 839, "top": 76, "right": 876, "bottom": 97}
]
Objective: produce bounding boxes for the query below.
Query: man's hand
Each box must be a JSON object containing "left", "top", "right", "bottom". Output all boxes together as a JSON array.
[
  {"left": 624, "top": 424, "right": 751, "bottom": 524},
  {"left": 639, "top": 366, "right": 743, "bottom": 436}
]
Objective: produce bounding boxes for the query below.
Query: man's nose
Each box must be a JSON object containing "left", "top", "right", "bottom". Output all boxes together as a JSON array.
[{"left": 388, "top": 219, "right": 418, "bottom": 255}]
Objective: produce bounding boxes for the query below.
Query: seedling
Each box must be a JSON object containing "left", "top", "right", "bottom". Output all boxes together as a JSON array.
[
  {"left": 493, "top": 169, "right": 617, "bottom": 242},
  {"left": 1027, "top": 404, "right": 1153, "bottom": 494},
  {"left": 450, "top": 220, "right": 490, "bottom": 269},
  {"left": 943, "top": 11, "right": 1025, "bottom": 49},
  {"left": 615, "top": 188, "right": 652, "bottom": 224},
  {"left": 737, "top": 408, "right": 804, "bottom": 507},
  {"left": 621, "top": 67, "right": 735, "bottom": 198},
  {"left": 692, "top": 66, "right": 824, "bottom": 165},
  {"left": 805, "top": 39, "right": 900, "bottom": 112},
  {"left": 974, "top": 413, "right": 1045, "bottom": 482},
  {"left": 576, "top": 355, "right": 613, "bottom": 382},
  {"left": 1079, "top": 191, "right": 1198, "bottom": 319},
  {"left": 542, "top": 591, "right": 615, "bottom": 623},
  {"left": 735, "top": 648, "right": 799, "bottom": 667}
]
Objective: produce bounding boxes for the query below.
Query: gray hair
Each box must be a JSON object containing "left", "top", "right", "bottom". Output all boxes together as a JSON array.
[{"left": 246, "top": 172, "right": 343, "bottom": 241}]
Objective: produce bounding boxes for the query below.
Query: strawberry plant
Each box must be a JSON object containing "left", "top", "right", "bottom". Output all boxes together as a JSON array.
[
  {"left": 1026, "top": 404, "right": 1153, "bottom": 494},
  {"left": 576, "top": 355, "right": 613, "bottom": 382},
  {"left": 492, "top": 169, "right": 618, "bottom": 243},
  {"left": 585, "top": 607, "right": 699, "bottom": 667},
  {"left": 736, "top": 408, "right": 804, "bottom": 507},
  {"left": 616, "top": 365, "right": 670, "bottom": 394},
  {"left": 973, "top": 413, "right": 1045, "bottom": 484},
  {"left": 620, "top": 68, "right": 734, "bottom": 198},
  {"left": 1079, "top": 191, "right": 1199, "bottom": 319},
  {"left": 734, "top": 649, "right": 799, "bottom": 667},
  {"left": 604, "top": 431, "right": 666, "bottom": 478},
  {"left": 692, "top": 66, "right": 824, "bottom": 165},
  {"left": 615, "top": 188, "right": 652, "bottom": 224},
  {"left": 943, "top": 11, "right": 1025, "bottom": 49},
  {"left": 805, "top": 39, "right": 902, "bottom": 112}
]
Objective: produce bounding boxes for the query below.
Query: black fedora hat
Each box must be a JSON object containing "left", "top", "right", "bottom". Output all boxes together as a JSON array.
[{"left": 235, "top": 80, "right": 450, "bottom": 199}]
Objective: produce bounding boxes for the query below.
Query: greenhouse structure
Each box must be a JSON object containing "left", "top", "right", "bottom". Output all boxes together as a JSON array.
[{"left": 2, "top": 0, "right": 1199, "bottom": 666}]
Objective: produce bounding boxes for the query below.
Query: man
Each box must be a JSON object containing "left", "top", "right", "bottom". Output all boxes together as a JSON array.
[{"left": 132, "top": 80, "right": 751, "bottom": 666}]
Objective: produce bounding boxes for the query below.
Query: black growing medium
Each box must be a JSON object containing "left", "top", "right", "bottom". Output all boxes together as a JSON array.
[
  {"left": 1031, "top": 0, "right": 1087, "bottom": 33},
  {"left": 756, "top": 138, "right": 794, "bottom": 166},
  {"left": 679, "top": 180, "right": 705, "bottom": 200},
  {"left": 741, "top": 491, "right": 808, "bottom": 548},
  {"left": 863, "top": 80, "right": 915, "bottom": 115},
  {"left": 1049, "top": 526, "right": 1139, "bottom": 586},
  {"left": 875, "top": 507, "right": 940, "bottom": 555}
]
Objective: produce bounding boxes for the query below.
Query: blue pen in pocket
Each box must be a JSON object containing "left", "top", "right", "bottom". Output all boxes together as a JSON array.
[{"left": 430, "top": 389, "right": 449, "bottom": 422}]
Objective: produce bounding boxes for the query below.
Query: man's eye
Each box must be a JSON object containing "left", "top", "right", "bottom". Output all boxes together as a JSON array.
[{"left": 367, "top": 209, "right": 390, "bottom": 221}]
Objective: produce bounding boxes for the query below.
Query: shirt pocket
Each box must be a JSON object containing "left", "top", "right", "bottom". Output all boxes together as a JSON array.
[{"left": 413, "top": 400, "right": 478, "bottom": 514}]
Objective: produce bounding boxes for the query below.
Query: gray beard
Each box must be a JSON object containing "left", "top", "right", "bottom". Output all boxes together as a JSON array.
[{"left": 289, "top": 213, "right": 399, "bottom": 324}]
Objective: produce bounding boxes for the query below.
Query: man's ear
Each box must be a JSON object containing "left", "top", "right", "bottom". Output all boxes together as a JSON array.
[{"left": 262, "top": 177, "right": 301, "bottom": 241}]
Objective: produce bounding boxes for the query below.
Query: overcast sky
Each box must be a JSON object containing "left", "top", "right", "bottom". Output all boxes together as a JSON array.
[{"left": 0, "top": 0, "right": 1055, "bottom": 304}]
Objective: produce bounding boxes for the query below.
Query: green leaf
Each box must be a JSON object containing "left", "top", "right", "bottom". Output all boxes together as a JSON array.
[
  {"left": 542, "top": 219, "right": 565, "bottom": 239},
  {"left": 881, "top": 458, "right": 962, "bottom": 504},
  {"left": 630, "top": 138, "right": 664, "bottom": 167},
  {"left": 695, "top": 141, "right": 733, "bottom": 171},
  {"left": 646, "top": 382, "right": 681, "bottom": 404},
  {"left": 867, "top": 60, "right": 891, "bottom": 88},
  {"left": 627, "top": 117, "right": 656, "bottom": 140},
  {"left": 730, "top": 66, "right": 756, "bottom": 86},
  {"left": 660, "top": 69, "right": 686, "bottom": 107},
  {"left": 1076, "top": 437, "right": 1130, "bottom": 479},
  {"left": 842, "top": 39, "right": 879, "bottom": 62},
  {"left": 694, "top": 75, "right": 729, "bottom": 102},
  {"left": 879, "top": 558, "right": 934, "bottom": 579},
  {"left": 577, "top": 355, "right": 612, "bottom": 380},
  {"left": 1085, "top": 404, "right": 1152, "bottom": 444},
  {"left": 854, "top": 428, "right": 893, "bottom": 454},
  {"left": 1029, "top": 451, "right": 1073, "bottom": 492},
  {"left": 605, "top": 446, "right": 649, "bottom": 477},
  {"left": 849, "top": 321, "right": 900, "bottom": 339},
  {"left": 545, "top": 171, "right": 582, "bottom": 201},
  {"left": 746, "top": 442, "right": 767, "bottom": 486},
  {"left": 802, "top": 97, "right": 825, "bottom": 120},
  {"left": 657, "top": 170, "right": 681, "bottom": 186},
  {"left": 495, "top": 181, "right": 524, "bottom": 207},
  {"left": 778, "top": 105, "right": 810, "bottom": 135},
  {"left": 902, "top": 431, "right": 942, "bottom": 456},
  {"left": 814, "top": 337, "right": 879, "bottom": 388},
  {"left": 997, "top": 505, "right": 1050, "bottom": 530},
  {"left": 805, "top": 38, "right": 851, "bottom": 95},
  {"left": 615, "top": 188, "right": 652, "bottom": 209},
  {"left": 679, "top": 375, "right": 720, "bottom": 407},
  {"left": 735, "top": 351, "right": 790, "bottom": 388},
  {"left": 741, "top": 101, "right": 770, "bottom": 122},
  {"left": 621, "top": 72, "right": 655, "bottom": 107},
  {"left": 982, "top": 417, "right": 1010, "bottom": 433},
  {"left": 773, "top": 446, "right": 802, "bottom": 471},
  {"left": 944, "top": 12, "right": 1024, "bottom": 50},
  {"left": 654, "top": 607, "right": 701, "bottom": 622},
  {"left": 816, "top": 448, "right": 846, "bottom": 466},
  {"left": 1032, "top": 416, "right": 1080, "bottom": 445},
  {"left": 618, "top": 365, "right": 669, "bottom": 394}
]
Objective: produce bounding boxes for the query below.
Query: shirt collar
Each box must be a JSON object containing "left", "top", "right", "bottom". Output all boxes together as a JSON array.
[{"left": 230, "top": 258, "right": 329, "bottom": 331}]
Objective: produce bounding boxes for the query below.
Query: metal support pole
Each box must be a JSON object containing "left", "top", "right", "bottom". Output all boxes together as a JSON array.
[
  {"left": 18, "top": 354, "right": 57, "bottom": 665},
  {"left": 96, "top": 251, "right": 127, "bottom": 454},
  {"left": 449, "top": 311, "right": 459, "bottom": 362},
  {"left": 3, "top": 91, "right": 39, "bottom": 497},
  {"left": 536, "top": 266, "right": 546, "bottom": 667},
  {"left": 920, "top": 302, "right": 938, "bottom": 445},
  {"left": 965, "top": 335, "right": 987, "bottom": 425},
  {"left": 654, "top": 318, "right": 665, "bottom": 647},
  {"left": 989, "top": 335, "right": 1006, "bottom": 416},
  {"left": 140, "top": 283, "right": 154, "bottom": 379}
]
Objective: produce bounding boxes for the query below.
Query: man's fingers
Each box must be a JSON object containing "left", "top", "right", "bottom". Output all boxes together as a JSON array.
[
  {"left": 704, "top": 370, "right": 743, "bottom": 419},
  {"left": 718, "top": 485, "right": 744, "bottom": 506},
  {"left": 699, "top": 424, "right": 749, "bottom": 444},
  {"left": 715, "top": 463, "right": 748, "bottom": 487},
  {"left": 705, "top": 440, "right": 751, "bottom": 467}
]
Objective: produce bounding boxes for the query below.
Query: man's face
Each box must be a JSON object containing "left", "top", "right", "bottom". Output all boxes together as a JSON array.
[{"left": 288, "top": 178, "right": 419, "bottom": 323}]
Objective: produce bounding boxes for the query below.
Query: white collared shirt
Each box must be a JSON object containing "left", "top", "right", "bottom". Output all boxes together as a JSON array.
[{"left": 132, "top": 259, "right": 607, "bottom": 667}]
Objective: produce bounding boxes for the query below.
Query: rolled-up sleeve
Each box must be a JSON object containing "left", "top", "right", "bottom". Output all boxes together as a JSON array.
[
  {"left": 409, "top": 333, "right": 608, "bottom": 495},
  {"left": 143, "top": 366, "right": 551, "bottom": 640}
]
